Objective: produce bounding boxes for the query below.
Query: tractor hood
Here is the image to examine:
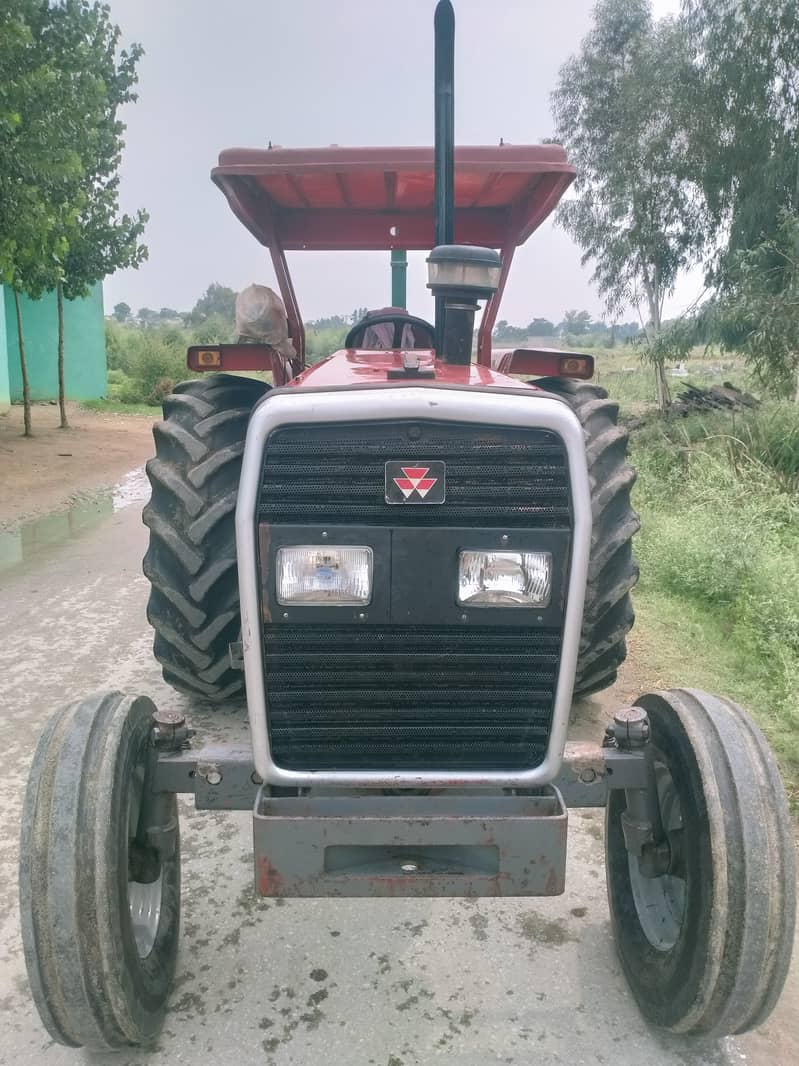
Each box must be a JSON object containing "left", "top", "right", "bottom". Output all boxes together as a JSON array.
[{"left": 288, "top": 350, "right": 539, "bottom": 390}]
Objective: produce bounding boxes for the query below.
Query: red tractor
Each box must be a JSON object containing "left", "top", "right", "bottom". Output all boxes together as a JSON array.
[{"left": 20, "top": 1, "right": 794, "bottom": 1051}]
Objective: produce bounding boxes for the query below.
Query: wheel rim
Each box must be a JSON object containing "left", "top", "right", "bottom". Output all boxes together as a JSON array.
[
  {"left": 128, "top": 873, "right": 163, "bottom": 958},
  {"left": 126, "top": 761, "right": 164, "bottom": 959},
  {"left": 627, "top": 761, "right": 686, "bottom": 952}
]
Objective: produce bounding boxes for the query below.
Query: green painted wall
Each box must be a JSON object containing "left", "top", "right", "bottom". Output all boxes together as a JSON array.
[
  {"left": 0, "top": 288, "right": 9, "bottom": 411},
  {"left": 2, "top": 284, "right": 107, "bottom": 402}
]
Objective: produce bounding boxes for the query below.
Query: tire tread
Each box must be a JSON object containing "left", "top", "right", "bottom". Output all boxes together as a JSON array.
[
  {"left": 534, "top": 378, "right": 639, "bottom": 697},
  {"left": 143, "top": 374, "right": 268, "bottom": 702}
]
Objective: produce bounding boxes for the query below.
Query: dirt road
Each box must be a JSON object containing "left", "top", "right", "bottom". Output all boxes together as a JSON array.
[
  {"left": 0, "top": 495, "right": 796, "bottom": 1066},
  {"left": 0, "top": 402, "right": 154, "bottom": 528}
]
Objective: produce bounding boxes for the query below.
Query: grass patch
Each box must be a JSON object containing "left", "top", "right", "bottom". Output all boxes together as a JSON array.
[
  {"left": 630, "top": 402, "right": 799, "bottom": 808},
  {"left": 631, "top": 589, "right": 799, "bottom": 811},
  {"left": 81, "top": 398, "right": 155, "bottom": 417}
]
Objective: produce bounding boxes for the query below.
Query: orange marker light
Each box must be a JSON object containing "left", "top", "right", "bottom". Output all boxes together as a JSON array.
[{"left": 560, "top": 356, "right": 590, "bottom": 376}]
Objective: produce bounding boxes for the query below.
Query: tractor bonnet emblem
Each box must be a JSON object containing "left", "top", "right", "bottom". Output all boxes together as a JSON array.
[{"left": 385, "top": 461, "right": 446, "bottom": 504}]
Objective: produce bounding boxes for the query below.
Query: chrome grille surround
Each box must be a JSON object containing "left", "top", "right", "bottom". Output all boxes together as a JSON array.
[{"left": 236, "top": 386, "right": 591, "bottom": 789}]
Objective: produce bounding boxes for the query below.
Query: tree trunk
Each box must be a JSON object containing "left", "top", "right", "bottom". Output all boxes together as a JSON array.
[
  {"left": 654, "top": 359, "right": 671, "bottom": 412},
  {"left": 57, "top": 282, "right": 68, "bottom": 428},
  {"left": 13, "top": 289, "right": 33, "bottom": 437},
  {"left": 642, "top": 285, "right": 671, "bottom": 414}
]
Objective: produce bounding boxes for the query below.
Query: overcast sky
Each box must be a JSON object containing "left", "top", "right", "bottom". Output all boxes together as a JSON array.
[{"left": 103, "top": 0, "right": 687, "bottom": 326}]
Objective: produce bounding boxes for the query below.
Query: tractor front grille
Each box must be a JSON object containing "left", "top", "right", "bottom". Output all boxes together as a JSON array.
[
  {"left": 259, "top": 418, "right": 571, "bottom": 773},
  {"left": 260, "top": 420, "right": 570, "bottom": 527},
  {"left": 263, "top": 625, "right": 561, "bottom": 771}
]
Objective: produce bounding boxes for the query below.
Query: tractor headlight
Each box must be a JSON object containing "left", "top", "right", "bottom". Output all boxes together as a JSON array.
[
  {"left": 276, "top": 546, "right": 373, "bottom": 605},
  {"left": 457, "top": 550, "right": 552, "bottom": 607}
]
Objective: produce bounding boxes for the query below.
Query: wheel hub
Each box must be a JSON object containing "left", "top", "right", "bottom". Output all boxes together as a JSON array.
[
  {"left": 127, "top": 760, "right": 164, "bottom": 959},
  {"left": 627, "top": 761, "right": 686, "bottom": 951},
  {"left": 128, "top": 873, "right": 163, "bottom": 958}
]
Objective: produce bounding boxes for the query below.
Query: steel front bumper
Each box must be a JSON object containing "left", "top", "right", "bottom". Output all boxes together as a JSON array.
[{"left": 253, "top": 788, "right": 568, "bottom": 898}]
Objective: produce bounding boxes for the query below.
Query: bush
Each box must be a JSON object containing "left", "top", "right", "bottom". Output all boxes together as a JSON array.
[
  {"left": 117, "top": 375, "right": 148, "bottom": 405},
  {"left": 132, "top": 337, "right": 187, "bottom": 395},
  {"left": 305, "top": 325, "right": 349, "bottom": 365},
  {"left": 105, "top": 319, "right": 140, "bottom": 375},
  {"left": 189, "top": 314, "right": 235, "bottom": 346},
  {"left": 632, "top": 402, "right": 799, "bottom": 729},
  {"left": 147, "top": 376, "right": 177, "bottom": 405}
]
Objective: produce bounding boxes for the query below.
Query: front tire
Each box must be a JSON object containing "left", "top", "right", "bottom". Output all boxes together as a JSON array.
[
  {"left": 606, "top": 689, "right": 796, "bottom": 1036},
  {"left": 535, "top": 378, "right": 639, "bottom": 698},
  {"left": 19, "top": 692, "right": 181, "bottom": 1050},
  {"left": 143, "top": 373, "right": 269, "bottom": 702}
]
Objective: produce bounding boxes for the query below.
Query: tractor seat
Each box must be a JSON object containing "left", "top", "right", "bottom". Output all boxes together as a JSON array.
[{"left": 345, "top": 308, "right": 435, "bottom": 350}]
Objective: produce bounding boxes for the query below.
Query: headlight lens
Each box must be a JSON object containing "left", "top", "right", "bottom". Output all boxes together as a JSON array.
[
  {"left": 276, "top": 545, "right": 373, "bottom": 605},
  {"left": 458, "top": 550, "right": 552, "bottom": 607}
]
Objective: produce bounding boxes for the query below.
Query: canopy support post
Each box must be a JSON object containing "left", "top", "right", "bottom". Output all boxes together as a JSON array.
[{"left": 477, "top": 242, "right": 514, "bottom": 366}]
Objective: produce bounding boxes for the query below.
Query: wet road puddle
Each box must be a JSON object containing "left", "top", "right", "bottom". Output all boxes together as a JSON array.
[{"left": 0, "top": 467, "right": 149, "bottom": 574}]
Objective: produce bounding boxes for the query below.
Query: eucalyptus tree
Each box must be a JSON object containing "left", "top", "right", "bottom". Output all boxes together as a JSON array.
[{"left": 552, "top": 0, "right": 701, "bottom": 409}]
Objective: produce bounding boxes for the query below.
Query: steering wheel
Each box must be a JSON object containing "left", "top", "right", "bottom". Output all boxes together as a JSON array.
[{"left": 345, "top": 313, "right": 436, "bottom": 350}]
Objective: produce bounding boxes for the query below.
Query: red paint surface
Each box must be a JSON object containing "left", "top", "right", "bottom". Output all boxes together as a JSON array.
[
  {"left": 289, "top": 350, "right": 541, "bottom": 391},
  {"left": 212, "top": 144, "right": 575, "bottom": 370},
  {"left": 213, "top": 145, "right": 574, "bottom": 251},
  {"left": 186, "top": 343, "right": 296, "bottom": 385},
  {"left": 492, "top": 348, "right": 595, "bottom": 379}
]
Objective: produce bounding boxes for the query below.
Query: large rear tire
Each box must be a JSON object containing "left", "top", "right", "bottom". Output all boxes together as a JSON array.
[
  {"left": 143, "top": 374, "right": 269, "bottom": 703},
  {"left": 534, "top": 378, "right": 639, "bottom": 698},
  {"left": 605, "top": 689, "right": 796, "bottom": 1035}
]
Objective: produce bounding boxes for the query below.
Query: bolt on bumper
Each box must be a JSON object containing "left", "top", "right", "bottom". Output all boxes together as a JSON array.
[
  {"left": 151, "top": 727, "right": 650, "bottom": 899},
  {"left": 253, "top": 788, "right": 568, "bottom": 898}
]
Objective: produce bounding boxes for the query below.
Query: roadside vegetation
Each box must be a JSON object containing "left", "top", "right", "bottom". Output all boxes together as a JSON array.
[
  {"left": 98, "top": 295, "right": 370, "bottom": 407},
  {"left": 629, "top": 404, "right": 799, "bottom": 808}
]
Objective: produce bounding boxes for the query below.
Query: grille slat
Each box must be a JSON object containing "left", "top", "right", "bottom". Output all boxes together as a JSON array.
[
  {"left": 259, "top": 419, "right": 570, "bottom": 772},
  {"left": 263, "top": 625, "right": 560, "bottom": 771},
  {"left": 260, "top": 420, "right": 571, "bottom": 527}
]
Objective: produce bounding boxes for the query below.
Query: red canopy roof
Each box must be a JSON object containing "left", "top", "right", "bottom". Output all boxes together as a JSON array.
[{"left": 212, "top": 145, "right": 574, "bottom": 252}]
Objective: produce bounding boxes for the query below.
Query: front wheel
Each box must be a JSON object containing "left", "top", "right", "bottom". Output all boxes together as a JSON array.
[
  {"left": 606, "top": 689, "right": 796, "bottom": 1036},
  {"left": 19, "top": 692, "right": 181, "bottom": 1050}
]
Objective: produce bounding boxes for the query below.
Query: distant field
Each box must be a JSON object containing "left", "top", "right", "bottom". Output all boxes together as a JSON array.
[{"left": 579, "top": 344, "right": 750, "bottom": 409}]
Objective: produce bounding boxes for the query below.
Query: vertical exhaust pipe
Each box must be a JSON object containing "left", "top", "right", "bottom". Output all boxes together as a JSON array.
[
  {"left": 434, "top": 0, "right": 455, "bottom": 350},
  {"left": 428, "top": 1, "right": 500, "bottom": 363}
]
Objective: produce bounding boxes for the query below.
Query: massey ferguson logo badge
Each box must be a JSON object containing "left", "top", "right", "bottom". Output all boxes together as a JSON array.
[{"left": 385, "top": 461, "right": 446, "bottom": 504}]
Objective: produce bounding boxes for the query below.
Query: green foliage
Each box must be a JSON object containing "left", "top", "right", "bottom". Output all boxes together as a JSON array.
[
  {"left": 113, "top": 301, "right": 131, "bottom": 322},
  {"left": 188, "top": 283, "right": 236, "bottom": 325},
  {"left": 560, "top": 310, "right": 591, "bottom": 336},
  {"left": 44, "top": 0, "right": 147, "bottom": 295},
  {"left": 308, "top": 314, "right": 356, "bottom": 331},
  {"left": 552, "top": 2, "right": 700, "bottom": 331},
  {"left": 105, "top": 319, "right": 127, "bottom": 371},
  {"left": 639, "top": 402, "right": 799, "bottom": 695},
  {"left": 189, "top": 313, "right": 235, "bottom": 345},
  {"left": 128, "top": 335, "right": 190, "bottom": 404},
  {"left": 0, "top": 1, "right": 145, "bottom": 435},
  {"left": 716, "top": 212, "right": 799, "bottom": 398},
  {"left": 528, "top": 317, "right": 556, "bottom": 337},
  {"left": 633, "top": 405, "right": 799, "bottom": 743},
  {"left": 103, "top": 321, "right": 194, "bottom": 403},
  {"left": 493, "top": 320, "right": 528, "bottom": 343},
  {"left": 683, "top": 0, "right": 799, "bottom": 287},
  {"left": 305, "top": 323, "right": 349, "bottom": 365}
]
